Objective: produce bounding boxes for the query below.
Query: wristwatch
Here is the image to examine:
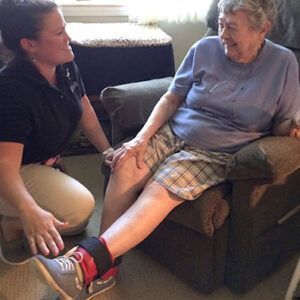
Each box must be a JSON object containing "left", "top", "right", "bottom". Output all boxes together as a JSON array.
[{"left": 102, "top": 147, "right": 114, "bottom": 157}]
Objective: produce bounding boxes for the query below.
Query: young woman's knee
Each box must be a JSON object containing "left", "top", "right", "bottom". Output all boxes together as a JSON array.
[
  {"left": 60, "top": 187, "right": 95, "bottom": 235},
  {"left": 21, "top": 164, "right": 95, "bottom": 233}
]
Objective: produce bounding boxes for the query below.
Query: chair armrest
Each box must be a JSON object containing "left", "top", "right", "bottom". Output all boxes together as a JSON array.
[
  {"left": 167, "top": 183, "right": 232, "bottom": 237},
  {"left": 226, "top": 138, "right": 300, "bottom": 291},
  {"left": 100, "top": 77, "right": 173, "bottom": 145},
  {"left": 226, "top": 136, "right": 300, "bottom": 182}
]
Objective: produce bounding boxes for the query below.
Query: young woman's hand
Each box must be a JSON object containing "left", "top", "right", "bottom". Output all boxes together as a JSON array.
[{"left": 19, "top": 204, "right": 69, "bottom": 257}]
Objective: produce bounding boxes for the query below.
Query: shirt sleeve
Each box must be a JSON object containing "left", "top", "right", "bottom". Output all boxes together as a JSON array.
[
  {"left": 272, "top": 51, "right": 300, "bottom": 126},
  {"left": 168, "top": 42, "right": 197, "bottom": 97},
  {"left": 0, "top": 81, "right": 32, "bottom": 143}
]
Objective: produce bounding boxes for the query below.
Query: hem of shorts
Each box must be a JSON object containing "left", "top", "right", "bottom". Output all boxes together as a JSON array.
[
  {"left": 153, "top": 176, "right": 228, "bottom": 201},
  {"left": 152, "top": 177, "right": 194, "bottom": 201}
]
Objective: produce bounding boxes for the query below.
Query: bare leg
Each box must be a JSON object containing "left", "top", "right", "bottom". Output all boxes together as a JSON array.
[
  {"left": 100, "top": 157, "right": 152, "bottom": 234},
  {"left": 101, "top": 180, "right": 184, "bottom": 258}
]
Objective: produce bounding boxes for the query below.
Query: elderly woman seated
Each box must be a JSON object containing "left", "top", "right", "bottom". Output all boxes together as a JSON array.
[{"left": 31, "top": 0, "right": 300, "bottom": 299}]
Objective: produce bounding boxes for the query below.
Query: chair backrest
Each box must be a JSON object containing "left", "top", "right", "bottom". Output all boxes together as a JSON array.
[{"left": 205, "top": 0, "right": 300, "bottom": 72}]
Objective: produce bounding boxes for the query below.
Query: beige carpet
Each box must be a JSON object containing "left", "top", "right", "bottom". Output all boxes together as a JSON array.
[{"left": 0, "top": 154, "right": 298, "bottom": 300}]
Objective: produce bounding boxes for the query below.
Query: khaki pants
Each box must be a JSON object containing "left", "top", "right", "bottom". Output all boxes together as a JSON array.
[{"left": 0, "top": 164, "right": 95, "bottom": 235}]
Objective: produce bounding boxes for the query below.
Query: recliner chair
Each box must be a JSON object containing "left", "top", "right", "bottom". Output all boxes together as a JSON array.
[{"left": 101, "top": 0, "right": 300, "bottom": 294}]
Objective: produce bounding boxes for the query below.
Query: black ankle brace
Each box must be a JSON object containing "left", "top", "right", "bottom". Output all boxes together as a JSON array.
[{"left": 78, "top": 237, "right": 112, "bottom": 276}]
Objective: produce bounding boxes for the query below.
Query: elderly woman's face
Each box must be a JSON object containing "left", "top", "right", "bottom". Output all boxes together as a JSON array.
[{"left": 218, "top": 10, "right": 268, "bottom": 63}]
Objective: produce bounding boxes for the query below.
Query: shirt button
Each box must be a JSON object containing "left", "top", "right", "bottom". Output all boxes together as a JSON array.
[{"left": 60, "top": 95, "right": 64, "bottom": 99}]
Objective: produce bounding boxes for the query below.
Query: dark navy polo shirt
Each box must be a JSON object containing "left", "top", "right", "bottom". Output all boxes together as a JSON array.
[{"left": 0, "top": 57, "right": 85, "bottom": 164}]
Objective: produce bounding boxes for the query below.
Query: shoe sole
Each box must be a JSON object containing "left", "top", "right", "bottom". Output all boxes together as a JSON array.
[
  {"left": 30, "top": 257, "right": 74, "bottom": 300},
  {"left": 0, "top": 216, "right": 29, "bottom": 266},
  {"left": 78, "top": 279, "right": 116, "bottom": 300},
  {"left": 55, "top": 280, "right": 116, "bottom": 300},
  {"left": 0, "top": 246, "right": 29, "bottom": 266}
]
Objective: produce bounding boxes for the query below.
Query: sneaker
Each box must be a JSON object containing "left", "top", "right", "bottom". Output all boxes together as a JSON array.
[
  {"left": 75, "top": 276, "right": 116, "bottom": 300},
  {"left": 30, "top": 250, "right": 84, "bottom": 300},
  {"left": 30, "top": 249, "right": 117, "bottom": 300},
  {"left": 0, "top": 216, "right": 30, "bottom": 265}
]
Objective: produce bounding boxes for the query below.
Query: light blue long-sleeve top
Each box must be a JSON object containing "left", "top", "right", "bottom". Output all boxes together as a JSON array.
[{"left": 169, "top": 36, "right": 300, "bottom": 153}]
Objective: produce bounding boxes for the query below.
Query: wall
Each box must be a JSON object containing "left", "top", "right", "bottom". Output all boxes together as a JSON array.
[{"left": 159, "top": 21, "right": 207, "bottom": 70}]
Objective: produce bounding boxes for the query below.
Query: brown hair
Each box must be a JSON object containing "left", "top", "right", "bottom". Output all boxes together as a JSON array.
[{"left": 0, "top": 0, "right": 57, "bottom": 55}]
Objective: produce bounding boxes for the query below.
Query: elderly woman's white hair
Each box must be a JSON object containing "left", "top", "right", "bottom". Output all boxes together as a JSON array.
[{"left": 218, "top": 0, "right": 277, "bottom": 30}]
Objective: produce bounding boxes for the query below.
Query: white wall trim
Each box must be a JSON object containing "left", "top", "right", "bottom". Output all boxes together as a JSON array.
[{"left": 59, "top": 3, "right": 128, "bottom": 17}]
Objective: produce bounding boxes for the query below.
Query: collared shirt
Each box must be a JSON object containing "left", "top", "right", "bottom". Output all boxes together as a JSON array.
[
  {"left": 0, "top": 57, "right": 85, "bottom": 164},
  {"left": 169, "top": 36, "right": 300, "bottom": 153}
]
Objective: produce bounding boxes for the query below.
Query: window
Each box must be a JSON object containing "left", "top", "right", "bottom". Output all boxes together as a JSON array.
[
  {"left": 56, "top": 0, "right": 128, "bottom": 18},
  {"left": 56, "top": 0, "right": 212, "bottom": 23},
  {"left": 128, "top": 0, "right": 212, "bottom": 24},
  {"left": 56, "top": 0, "right": 126, "bottom": 5}
]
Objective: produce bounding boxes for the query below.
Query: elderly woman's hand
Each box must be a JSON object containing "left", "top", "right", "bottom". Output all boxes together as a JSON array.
[
  {"left": 289, "top": 128, "right": 300, "bottom": 138},
  {"left": 111, "top": 137, "right": 148, "bottom": 171},
  {"left": 288, "top": 115, "right": 300, "bottom": 138}
]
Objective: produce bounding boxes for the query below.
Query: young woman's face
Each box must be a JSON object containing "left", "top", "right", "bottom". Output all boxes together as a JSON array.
[
  {"left": 218, "top": 10, "right": 268, "bottom": 63},
  {"left": 31, "top": 7, "right": 74, "bottom": 66}
]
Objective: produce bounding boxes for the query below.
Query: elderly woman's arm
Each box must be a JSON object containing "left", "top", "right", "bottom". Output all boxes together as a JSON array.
[
  {"left": 136, "top": 91, "right": 183, "bottom": 141},
  {"left": 111, "top": 91, "right": 184, "bottom": 170}
]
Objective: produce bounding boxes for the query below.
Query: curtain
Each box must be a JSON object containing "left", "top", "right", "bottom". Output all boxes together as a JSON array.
[{"left": 128, "top": 0, "right": 213, "bottom": 24}]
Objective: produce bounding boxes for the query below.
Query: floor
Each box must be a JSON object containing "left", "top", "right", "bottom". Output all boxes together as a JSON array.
[{"left": 0, "top": 154, "right": 298, "bottom": 300}]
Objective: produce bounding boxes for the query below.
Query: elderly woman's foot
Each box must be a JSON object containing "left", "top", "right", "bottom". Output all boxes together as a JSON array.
[
  {"left": 0, "top": 216, "right": 31, "bottom": 265},
  {"left": 30, "top": 247, "right": 117, "bottom": 300}
]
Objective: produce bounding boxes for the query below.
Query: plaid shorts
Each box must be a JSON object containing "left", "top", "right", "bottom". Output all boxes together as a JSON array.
[{"left": 144, "top": 123, "right": 232, "bottom": 200}]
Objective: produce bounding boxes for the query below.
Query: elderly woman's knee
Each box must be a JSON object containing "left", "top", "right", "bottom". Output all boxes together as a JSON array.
[{"left": 112, "top": 157, "right": 150, "bottom": 185}]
